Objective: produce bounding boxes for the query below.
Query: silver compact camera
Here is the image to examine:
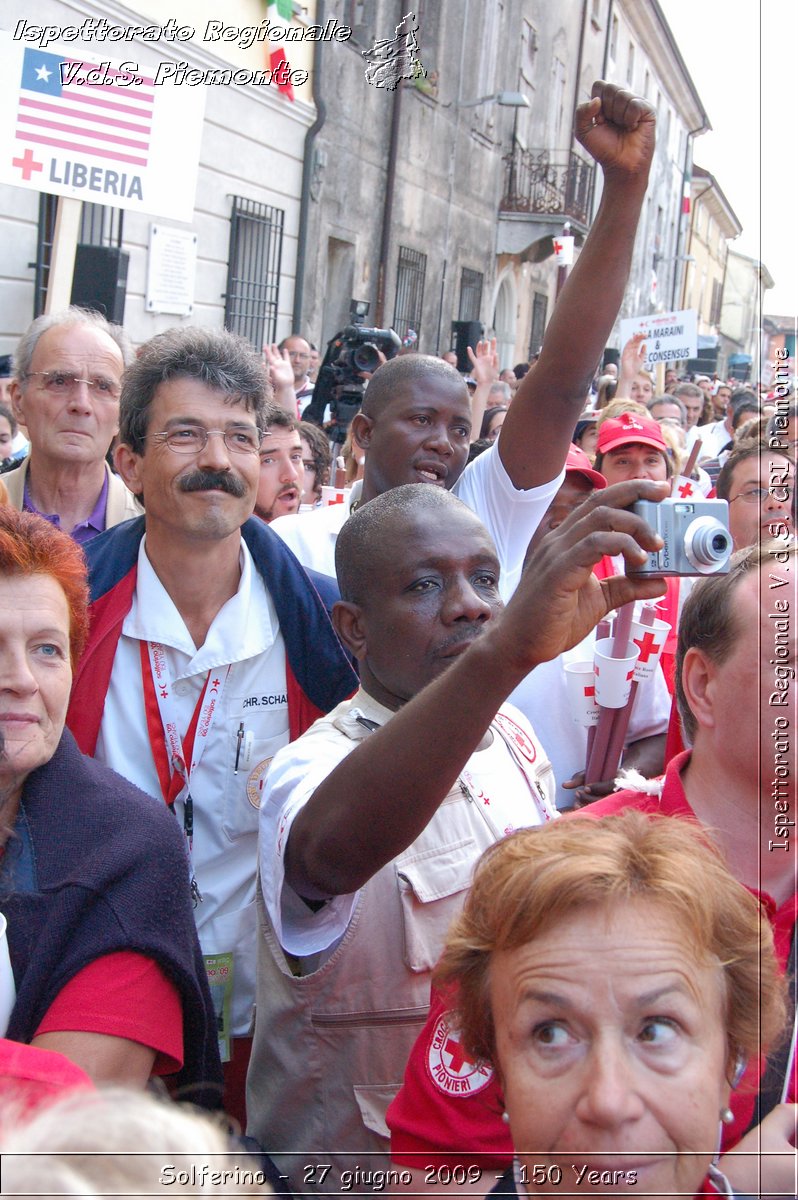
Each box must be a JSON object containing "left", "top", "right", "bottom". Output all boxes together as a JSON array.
[{"left": 629, "top": 498, "right": 732, "bottom": 576}]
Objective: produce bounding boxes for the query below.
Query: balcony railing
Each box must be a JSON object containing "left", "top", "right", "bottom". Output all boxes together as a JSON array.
[{"left": 500, "top": 147, "right": 595, "bottom": 226}]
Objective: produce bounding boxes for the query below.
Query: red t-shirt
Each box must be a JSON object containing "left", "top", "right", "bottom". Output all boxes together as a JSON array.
[{"left": 35, "top": 950, "right": 184, "bottom": 1075}]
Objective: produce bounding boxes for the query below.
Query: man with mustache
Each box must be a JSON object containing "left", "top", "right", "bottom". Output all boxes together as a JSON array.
[
  {"left": 65, "top": 326, "right": 357, "bottom": 1123},
  {"left": 246, "top": 478, "right": 669, "bottom": 1189}
]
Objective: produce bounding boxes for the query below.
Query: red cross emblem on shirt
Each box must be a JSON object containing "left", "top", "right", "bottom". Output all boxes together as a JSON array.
[
  {"left": 634, "top": 631, "right": 662, "bottom": 663},
  {"left": 677, "top": 481, "right": 694, "bottom": 498},
  {"left": 444, "top": 1036, "right": 473, "bottom": 1074}
]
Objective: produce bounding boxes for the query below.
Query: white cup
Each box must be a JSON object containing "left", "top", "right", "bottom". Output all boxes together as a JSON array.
[
  {"left": 593, "top": 637, "right": 638, "bottom": 709},
  {"left": 564, "top": 661, "right": 600, "bottom": 727}
]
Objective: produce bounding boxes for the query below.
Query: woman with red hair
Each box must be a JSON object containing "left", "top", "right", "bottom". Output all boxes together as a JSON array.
[{"left": 0, "top": 509, "right": 221, "bottom": 1106}]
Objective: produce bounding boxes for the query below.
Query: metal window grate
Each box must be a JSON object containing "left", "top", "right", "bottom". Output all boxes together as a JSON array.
[
  {"left": 32, "top": 193, "right": 58, "bottom": 318},
  {"left": 459, "top": 268, "right": 483, "bottom": 322},
  {"left": 33, "top": 199, "right": 123, "bottom": 318},
  {"left": 394, "top": 245, "right": 426, "bottom": 344},
  {"left": 224, "top": 196, "right": 285, "bottom": 350},
  {"left": 79, "top": 202, "right": 123, "bottom": 247}
]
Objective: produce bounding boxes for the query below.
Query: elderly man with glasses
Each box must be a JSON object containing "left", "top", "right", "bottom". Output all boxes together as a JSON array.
[
  {"left": 65, "top": 325, "right": 357, "bottom": 1125},
  {"left": 4, "top": 307, "right": 142, "bottom": 541}
]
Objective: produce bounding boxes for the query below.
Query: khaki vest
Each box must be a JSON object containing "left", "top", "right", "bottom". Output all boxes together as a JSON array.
[{"left": 246, "top": 694, "right": 554, "bottom": 1194}]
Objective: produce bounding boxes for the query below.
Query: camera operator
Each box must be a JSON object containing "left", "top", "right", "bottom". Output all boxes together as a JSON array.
[{"left": 302, "top": 319, "right": 401, "bottom": 446}]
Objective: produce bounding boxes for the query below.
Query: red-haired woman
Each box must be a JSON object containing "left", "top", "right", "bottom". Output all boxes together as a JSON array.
[{"left": 0, "top": 508, "right": 221, "bottom": 1106}]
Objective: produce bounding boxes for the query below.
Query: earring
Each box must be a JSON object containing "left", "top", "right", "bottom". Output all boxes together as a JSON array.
[
  {"left": 501, "top": 1110, "right": 510, "bottom": 1125},
  {"left": 720, "top": 1107, "right": 734, "bottom": 1125}
]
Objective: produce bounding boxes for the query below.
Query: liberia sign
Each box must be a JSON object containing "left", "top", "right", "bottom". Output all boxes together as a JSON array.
[{"left": 0, "top": 32, "right": 205, "bottom": 221}]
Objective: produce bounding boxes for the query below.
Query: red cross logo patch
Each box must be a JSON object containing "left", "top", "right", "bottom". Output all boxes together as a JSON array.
[{"left": 426, "top": 1013, "right": 494, "bottom": 1097}]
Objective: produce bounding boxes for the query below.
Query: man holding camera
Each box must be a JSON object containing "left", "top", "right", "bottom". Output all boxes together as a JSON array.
[
  {"left": 271, "top": 81, "right": 657, "bottom": 598},
  {"left": 247, "top": 477, "right": 670, "bottom": 1189}
]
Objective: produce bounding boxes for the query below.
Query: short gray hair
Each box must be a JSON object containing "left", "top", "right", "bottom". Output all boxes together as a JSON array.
[
  {"left": 119, "top": 326, "right": 272, "bottom": 454},
  {"left": 673, "top": 382, "right": 703, "bottom": 402},
  {"left": 648, "top": 394, "right": 686, "bottom": 422},
  {"left": 13, "top": 306, "right": 133, "bottom": 381}
]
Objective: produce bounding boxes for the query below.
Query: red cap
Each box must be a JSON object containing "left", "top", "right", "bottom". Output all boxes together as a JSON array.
[
  {"left": 596, "top": 411, "right": 668, "bottom": 456},
  {"left": 565, "top": 444, "right": 606, "bottom": 488}
]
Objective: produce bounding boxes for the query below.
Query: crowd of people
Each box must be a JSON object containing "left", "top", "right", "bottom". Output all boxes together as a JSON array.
[{"left": 0, "top": 80, "right": 794, "bottom": 1200}]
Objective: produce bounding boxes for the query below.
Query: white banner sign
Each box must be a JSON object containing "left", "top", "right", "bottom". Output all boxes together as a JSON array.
[
  {"left": 619, "top": 309, "right": 698, "bottom": 365},
  {"left": 0, "top": 33, "right": 205, "bottom": 222}
]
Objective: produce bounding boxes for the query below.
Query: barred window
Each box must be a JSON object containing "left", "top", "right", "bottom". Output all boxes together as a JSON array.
[
  {"left": 79, "top": 203, "right": 123, "bottom": 248},
  {"left": 394, "top": 246, "right": 427, "bottom": 344},
  {"left": 33, "top": 200, "right": 121, "bottom": 318},
  {"left": 224, "top": 196, "right": 284, "bottom": 351},
  {"left": 32, "top": 194, "right": 58, "bottom": 318},
  {"left": 459, "top": 268, "right": 484, "bottom": 322}
]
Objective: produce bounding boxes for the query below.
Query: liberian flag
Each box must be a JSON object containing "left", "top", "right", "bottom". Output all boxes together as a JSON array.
[
  {"left": 268, "top": 0, "right": 295, "bottom": 101},
  {"left": 15, "top": 48, "right": 154, "bottom": 168}
]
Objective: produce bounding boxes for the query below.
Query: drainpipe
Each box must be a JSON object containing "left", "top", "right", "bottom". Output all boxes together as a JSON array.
[
  {"left": 374, "top": 76, "right": 403, "bottom": 327},
  {"left": 293, "top": 0, "right": 327, "bottom": 333}
]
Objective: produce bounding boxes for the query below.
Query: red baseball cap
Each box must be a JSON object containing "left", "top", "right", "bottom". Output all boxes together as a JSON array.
[
  {"left": 565, "top": 444, "right": 606, "bottom": 489},
  {"left": 596, "top": 411, "right": 668, "bottom": 456}
]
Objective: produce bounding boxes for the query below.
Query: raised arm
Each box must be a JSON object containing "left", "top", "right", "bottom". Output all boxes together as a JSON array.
[
  {"left": 284, "top": 479, "right": 669, "bottom": 900},
  {"left": 263, "top": 344, "right": 298, "bottom": 415},
  {"left": 467, "top": 338, "right": 499, "bottom": 439},
  {"left": 499, "top": 81, "right": 656, "bottom": 489}
]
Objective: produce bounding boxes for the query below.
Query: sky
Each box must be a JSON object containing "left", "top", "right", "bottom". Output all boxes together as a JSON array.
[{"left": 658, "top": 0, "right": 797, "bottom": 317}]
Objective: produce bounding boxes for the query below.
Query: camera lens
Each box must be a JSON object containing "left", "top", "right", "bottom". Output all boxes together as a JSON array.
[
  {"left": 684, "top": 517, "right": 732, "bottom": 574},
  {"left": 353, "top": 343, "right": 380, "bottom": 373}
]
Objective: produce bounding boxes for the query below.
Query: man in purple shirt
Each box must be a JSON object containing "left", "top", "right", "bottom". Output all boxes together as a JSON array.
[{"left": 4, "top": 308, "right": 141, "bottom": 541}]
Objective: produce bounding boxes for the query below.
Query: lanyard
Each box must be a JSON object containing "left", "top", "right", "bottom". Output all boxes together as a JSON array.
[{"left": 139, "top": 641, "right": 231, "bottom": 885}]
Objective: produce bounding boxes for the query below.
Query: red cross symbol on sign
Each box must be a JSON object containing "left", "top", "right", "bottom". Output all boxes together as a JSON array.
[
  {"left": 677, "top": 481, "right": 694, "bottom": 498},
  {"left": 12, "top": 149, "right": 43, "bottom": 180},
  {"left": 583, "top": 685, "right": 595, "bottom": 698},
  {"left": 553, "top": 240, "right": 563, "bottom": 254},
  {"left": 634, "top": 631, "right": 662, "bottom": 663},
  {"left": 444, "top": 1036, "right": 472, "bottom": 1074},
  {"left": 210, "top": 678, "right": 221, "bottom": 692},
  {"left": 159, "top": 687, "right": 168, "bottom": 699}
]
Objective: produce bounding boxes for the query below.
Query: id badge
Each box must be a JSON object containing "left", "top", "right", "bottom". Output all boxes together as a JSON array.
[{"left": 204, "top": 951, "right": 234, "bottom": 1064}]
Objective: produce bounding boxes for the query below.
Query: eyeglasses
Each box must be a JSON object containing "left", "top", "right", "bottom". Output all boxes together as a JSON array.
[
  {"left": 24, "top": 370, "right": 121, "bottom": 400},
  {"left": 150, "top": 426, "right": 264, "bottom": 455},
  {"left": 729, "top": 487, "right": 787, "bottom": 505}
]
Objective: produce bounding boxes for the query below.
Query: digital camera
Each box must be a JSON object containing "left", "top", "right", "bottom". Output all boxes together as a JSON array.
[{"left": 629, "top": 497, "right": 732, "bottom": 577}]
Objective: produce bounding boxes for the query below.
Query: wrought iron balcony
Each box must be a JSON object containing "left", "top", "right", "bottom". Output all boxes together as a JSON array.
[{"left": 500, "top": 146, "right": 595, "bottom": 226}]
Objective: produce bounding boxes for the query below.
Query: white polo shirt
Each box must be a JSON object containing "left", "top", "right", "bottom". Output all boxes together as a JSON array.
[
  {"left": 95, "top": 536, "right": 288, "bottom": 1038},
  {"left": 271, "top": 447, "right": 562, "bottom": 601}
]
